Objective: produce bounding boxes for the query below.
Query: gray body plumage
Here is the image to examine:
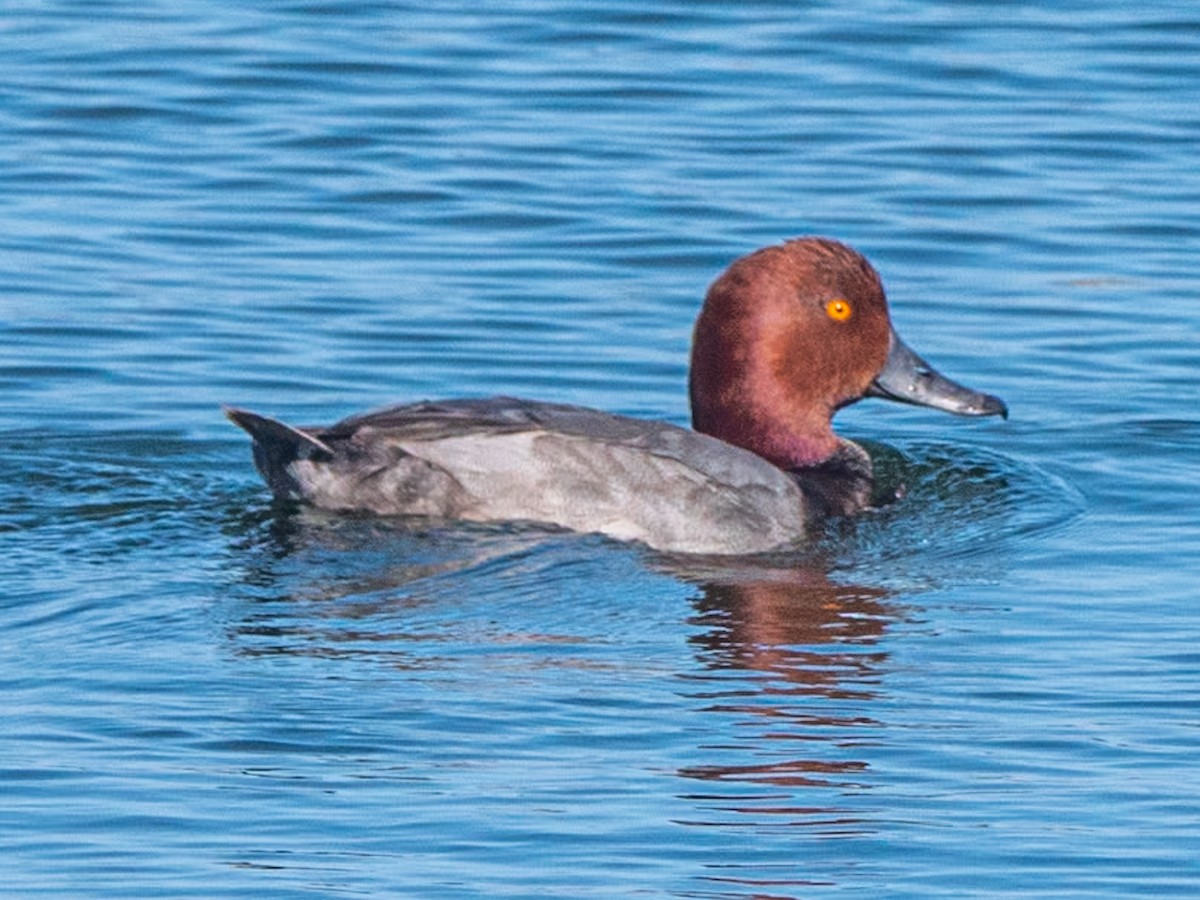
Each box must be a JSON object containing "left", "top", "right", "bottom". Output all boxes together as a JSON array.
[{"left": 226, "top": 397, "right": 809, "bottom": 555}]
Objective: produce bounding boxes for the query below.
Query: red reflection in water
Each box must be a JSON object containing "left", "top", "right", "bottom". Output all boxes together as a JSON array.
[{"left": 670, "top": 562, "right": 898, "bottom": 855}]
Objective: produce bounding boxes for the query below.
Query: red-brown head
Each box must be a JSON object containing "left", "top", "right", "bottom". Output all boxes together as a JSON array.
[{"left": 689, "top": 238, "right": 1006, "bottom": 469}]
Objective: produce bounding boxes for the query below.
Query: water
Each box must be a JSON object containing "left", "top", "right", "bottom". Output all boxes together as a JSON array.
[{"left": 3, "top": 1, "right": 1199, "bottom": 896}]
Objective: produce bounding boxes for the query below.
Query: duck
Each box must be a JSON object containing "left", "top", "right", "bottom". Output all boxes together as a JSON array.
[{"left": 226, "top": 237, "right": 1006, "bottom": 555}]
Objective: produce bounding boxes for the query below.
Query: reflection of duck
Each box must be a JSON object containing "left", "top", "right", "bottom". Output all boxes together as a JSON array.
[
  {"left": 227, "top": 238, "right": 1005, "bottom": 555},
  {"left": 678, "top": 565, "right": 893, "bottom": 809},
  {"left": 688, "top": 569, "right": 893, "bottom": 689}
]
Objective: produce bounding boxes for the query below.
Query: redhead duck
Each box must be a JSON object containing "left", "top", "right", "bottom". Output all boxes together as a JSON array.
[{"left": 227, "top": 238, "right": 1006, "bottom": 555}]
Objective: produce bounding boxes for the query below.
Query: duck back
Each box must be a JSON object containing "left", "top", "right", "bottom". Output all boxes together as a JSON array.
[{"left": 227, "top": 397, "right": 808, "bottom": 555}]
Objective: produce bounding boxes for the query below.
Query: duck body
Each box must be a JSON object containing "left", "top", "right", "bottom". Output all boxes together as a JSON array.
[
  {"left": 228, "top": 238, "right": 1006, "bottom": 555},
  {"left": 227, "top": 397, "right": 818, "bottom": 554}
]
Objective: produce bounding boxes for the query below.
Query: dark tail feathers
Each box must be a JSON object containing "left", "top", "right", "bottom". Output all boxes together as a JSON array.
[{"left": 224, "top": 406, "right": 334, "bottom": 498}]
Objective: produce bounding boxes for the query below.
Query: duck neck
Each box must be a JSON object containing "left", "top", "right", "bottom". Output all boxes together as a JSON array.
[
  {"left": 689, "top": 372, "right": 842, "bottom": 469},
  {"left": 703, "top": 407, "right": 837, "bottom": 469}
]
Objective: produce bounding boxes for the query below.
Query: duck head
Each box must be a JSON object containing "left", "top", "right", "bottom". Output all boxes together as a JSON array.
[{"left": 689, "top": 237, "right": 1006, "bottom": 469}]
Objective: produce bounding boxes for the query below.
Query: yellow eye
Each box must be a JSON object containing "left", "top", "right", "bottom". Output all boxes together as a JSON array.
[{"left": 825, "top": 298, "right": 852, "bottom": 322}]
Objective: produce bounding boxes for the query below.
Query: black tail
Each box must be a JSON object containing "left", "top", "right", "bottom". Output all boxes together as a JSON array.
[{"left": 224, "top": 406, "right": 334, "bottom": 499}]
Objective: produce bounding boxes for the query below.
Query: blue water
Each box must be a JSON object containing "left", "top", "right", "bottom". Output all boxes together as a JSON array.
[{"left": 3, "top": 2, "right": 1200, "bottom": 897}]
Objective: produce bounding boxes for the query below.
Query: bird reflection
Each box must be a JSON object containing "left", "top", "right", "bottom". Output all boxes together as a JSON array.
[
  {"left": 666, "top": 560, "right": 897, "bottom": 837},
  {"left": 227, "top": 503, "right": 898, "bottom": 826},
  {"left": 689, "top": 568, "right": 893, "bottom": 693}
]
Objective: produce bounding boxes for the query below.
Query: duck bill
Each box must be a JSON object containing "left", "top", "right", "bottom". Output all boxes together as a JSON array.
[{"left": 866, "top": 330, "right": 1008, "bottom": 418}]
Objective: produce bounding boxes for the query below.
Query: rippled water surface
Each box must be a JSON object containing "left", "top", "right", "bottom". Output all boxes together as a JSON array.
[{"left": 3, "top": 2, "right": 1200, "bottom": 897}]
